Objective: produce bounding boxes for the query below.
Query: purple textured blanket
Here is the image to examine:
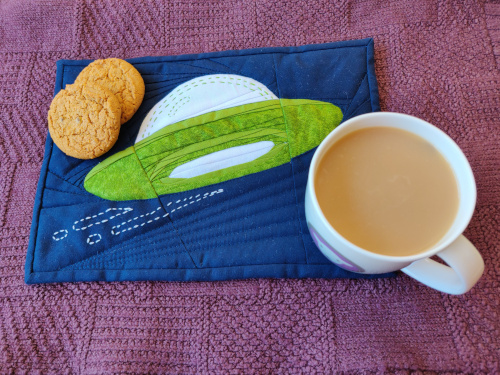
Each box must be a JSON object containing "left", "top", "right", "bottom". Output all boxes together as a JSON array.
[{"left": 1, "top": 0, "right": 499, "bottom": 373}]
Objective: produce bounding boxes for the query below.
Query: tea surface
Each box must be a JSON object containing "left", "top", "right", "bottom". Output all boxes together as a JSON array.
[{"left": 315, "top": 126, "right": 459, "bottom": 256}]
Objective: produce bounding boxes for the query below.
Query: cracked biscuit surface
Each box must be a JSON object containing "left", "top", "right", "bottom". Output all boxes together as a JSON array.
[
  {"left": 48, "top": 84, "right": 122, "bottom": 159},
  {"left": 74, "top": 58, "right": 145, "bottom": 125}
]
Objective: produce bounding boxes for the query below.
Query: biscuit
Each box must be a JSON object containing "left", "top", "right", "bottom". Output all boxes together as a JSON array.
[
  {"left": 74, "top": 58, "right": 145, "bottom": 125},
  {"left": 48, "top": 84, "right": 122, "bottom": 159}
]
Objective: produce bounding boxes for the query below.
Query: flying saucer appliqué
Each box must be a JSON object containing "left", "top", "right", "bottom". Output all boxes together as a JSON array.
[{"left": 84, "top": 74, "right": 343, "bottom": 201}]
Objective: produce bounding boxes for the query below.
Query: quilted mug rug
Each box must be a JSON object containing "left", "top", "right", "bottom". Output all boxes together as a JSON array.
[{"left": 25, "top": 38, "right": 390, "bottom": 284}]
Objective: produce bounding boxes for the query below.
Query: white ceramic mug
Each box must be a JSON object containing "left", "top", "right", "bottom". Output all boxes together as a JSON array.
[{"left": 305, "top": 112, "right": 484, "bottom": 295}]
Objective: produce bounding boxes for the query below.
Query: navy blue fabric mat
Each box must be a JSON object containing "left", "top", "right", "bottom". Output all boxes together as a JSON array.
[{"left": 25, "top": 38, "right": 392, "bottom": 283}]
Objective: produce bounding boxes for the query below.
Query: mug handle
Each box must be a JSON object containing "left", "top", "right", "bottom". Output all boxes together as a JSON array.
[{"left": 401, "top": 235, "right": 484, "bottom": 295}]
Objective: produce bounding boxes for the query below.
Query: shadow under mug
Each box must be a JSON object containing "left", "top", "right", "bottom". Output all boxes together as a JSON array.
[{"left": 305, "top": 112, "right": 484, "bottom": 295}]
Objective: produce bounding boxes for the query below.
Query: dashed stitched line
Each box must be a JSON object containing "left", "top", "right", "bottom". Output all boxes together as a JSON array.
[
  {"left": 87, "top": 234, "right": 101, "bottom": 245},
  {"left": 167, "top": 96, "right": 191, "bottom": 117},
  {"left": 52, "top": 229, "right": 68, "bottom": 241},
  {"left": 111, "top": 189, "right": 224, "bottom": 236},
  {"left": 111, "top": 206, "right": 163, "bottom": 235},
  {"left": 72, "top": 207, "right": 133, "bottom": 231}
]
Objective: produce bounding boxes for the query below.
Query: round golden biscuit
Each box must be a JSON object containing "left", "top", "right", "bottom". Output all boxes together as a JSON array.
[
  {"left": 48, "top": 84, "right": 122, "bottom": 160},
  {"left": 74, "top": 58, "right": 145, "bottom": 124}
]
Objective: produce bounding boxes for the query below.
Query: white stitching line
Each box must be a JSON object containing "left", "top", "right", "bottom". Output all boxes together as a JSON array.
[
  {"left": 72, "top": 207, "right": 133, "bottom": 231},
  {"left": 87, "top": 233, "right": 101, "bottom": 245},
  {"left": 111, "top": 188, "right": 224, "bottom": 236},
  {"left": 52, "top": 229, "right": 68, "bottom": 241},
  {"left": 111, "top": 206, "right": 163, "bottom": 235},
  {"left": 51, "top": 189, "right": 224, "bottom": 243}
]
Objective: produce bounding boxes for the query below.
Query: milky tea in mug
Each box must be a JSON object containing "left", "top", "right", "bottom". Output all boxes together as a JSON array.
[
  {"left": 314, "top": 126, "right": 459, "bottom": 257},
  {"left": 305, "top": 112, "right": 484, "bottom": 294}
]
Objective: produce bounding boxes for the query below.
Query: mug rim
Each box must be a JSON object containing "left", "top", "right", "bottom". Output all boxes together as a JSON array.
[{"left": 308, "top": 111, "right": 477, "bottom": 262}]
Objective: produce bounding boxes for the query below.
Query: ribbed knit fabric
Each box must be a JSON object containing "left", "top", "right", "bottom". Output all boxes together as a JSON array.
[{"left": 0, "top": 0, "right": 498, "bottom": 373}]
